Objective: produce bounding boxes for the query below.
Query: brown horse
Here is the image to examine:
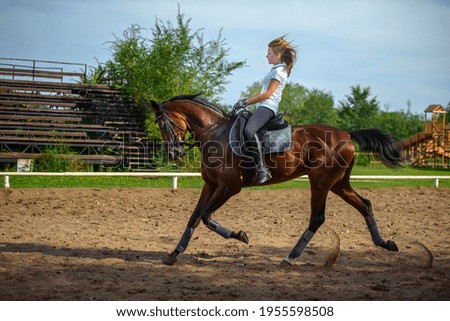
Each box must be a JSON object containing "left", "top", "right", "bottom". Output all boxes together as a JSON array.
[{"left": 148, "top": 94, "right": 401, "bottom": 266}]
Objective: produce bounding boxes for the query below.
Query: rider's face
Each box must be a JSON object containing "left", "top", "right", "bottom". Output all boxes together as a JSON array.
[{"left": 266, "top": 47, "right": 281, "bottom": 65}]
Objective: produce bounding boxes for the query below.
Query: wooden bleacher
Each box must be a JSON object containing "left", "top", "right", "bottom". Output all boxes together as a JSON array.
[{"left": 0, "top": 58, "right": 150, "bottom": 169}]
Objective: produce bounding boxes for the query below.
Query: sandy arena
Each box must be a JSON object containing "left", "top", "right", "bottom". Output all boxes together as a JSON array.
[{"left": 0, "top": 187, "right": 449, "bottom": 300}]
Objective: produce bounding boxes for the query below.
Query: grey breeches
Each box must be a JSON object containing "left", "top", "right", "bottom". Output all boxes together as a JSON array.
[{"left": 244, "top": 106, "right": 275, "bottom": 140}]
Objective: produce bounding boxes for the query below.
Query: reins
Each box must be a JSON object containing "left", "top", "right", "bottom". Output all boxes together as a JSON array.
[
  {"left": 191, "top": 111, "right": 233, "bottom": 140},
  {"left": 156, "top": 103, "right": 235, "bottom": 154},
  {"left": 154, "top": 110, "right": 190, "bottom": 156}
]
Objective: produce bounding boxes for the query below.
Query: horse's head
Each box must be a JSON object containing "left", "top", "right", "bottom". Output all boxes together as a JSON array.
[{"left": 147, "top": 100, "right": 188, "bottom": 161}]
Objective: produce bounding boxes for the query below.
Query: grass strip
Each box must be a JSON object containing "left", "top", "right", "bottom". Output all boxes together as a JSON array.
[{"left": 3, "top": 165, "right": 449, "bottom": 189}]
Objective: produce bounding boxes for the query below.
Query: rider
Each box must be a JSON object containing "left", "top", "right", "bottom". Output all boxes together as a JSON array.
[{"left": 233, "top": 36, "right": 296, "bottom": 184}]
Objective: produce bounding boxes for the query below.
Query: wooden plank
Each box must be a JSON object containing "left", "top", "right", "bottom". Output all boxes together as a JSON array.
[
  {"left": 0, "top": 114, "right": 82, "bottom": 123},
  {"left": 0, "top": 121, "right": 109, "bottom": 131},
  {"left": 0, "top": 91, "right": 90, "bottom": 102},
  {"left": 0, "top": 79, "right": 120, "bottom": 92},
  {"left": 108, "top": 130, "right": 147, "bottom": 137},
  {"left": 0, "top": 136, "right": 121, "bottom": 146},
  {"left": 0, "top": 70, "right": 62, "bottom": 80},
  {"left": 0, "top": 106, "right": 86, "bottom": 116},
  {"left": 0, "top": 85, "right": 72, "bottom": 95},
  {"left": 0, "top": 152, "right": 121, "bottom": 164},
  {"left": 0, "top": 130, "right": 88, "bottom": 138},
  {"left": 0, "top": 80, "right": 135, "bottom": 105},
  {"left": 0, "top": 88, "right": 128, "bottom": 104},
  {"left": 0, "top": 99, "right": 78, "bottom": 108},
  {"left": 0, "top": 106, "right": 142, "bottom": 119}
]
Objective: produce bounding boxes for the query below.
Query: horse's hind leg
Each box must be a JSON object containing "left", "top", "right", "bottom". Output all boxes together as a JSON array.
[
  {"left": 331, "top": 179, "right": 398, "bottom": 251},
  {"left": 282, "top": 184, "right": 329, "bottom": 265}
]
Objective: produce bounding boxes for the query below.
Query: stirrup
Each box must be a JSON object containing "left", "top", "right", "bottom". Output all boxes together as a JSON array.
[{"left": 257, "top": 167, "right": 272, "bottom": 184}]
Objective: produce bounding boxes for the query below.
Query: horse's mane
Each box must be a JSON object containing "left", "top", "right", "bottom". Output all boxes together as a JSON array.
[{"left": 166, "top": 93, "right": 228, "bottom": 116}]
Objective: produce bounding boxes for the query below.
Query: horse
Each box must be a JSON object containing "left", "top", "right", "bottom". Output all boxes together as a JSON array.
[{"left": 147, "top": 94, "right": 402, "bottom": 266}]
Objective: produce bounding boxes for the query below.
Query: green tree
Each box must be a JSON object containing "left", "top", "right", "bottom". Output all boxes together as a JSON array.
[
  {"left": 338, "top": 85, "right": 381, "bottom": 130},
  {"left": 240, "top": 82, "right": 337, "bottom": 126},
  {"left": 241, "top": 81, "right": 309, "bottom": 124},
  {"left": 377, "top": 111, "right": 424, "bottom": 141},
  {"left": 100, "top": 11, "right": 245, "bottom": 103},
  {"left": 446, "top": 101, "right": 450, "bottom": 122},
  {"left": 302, "top": 88, "right": 338, "bottom": 126},
  {"left": 278, "top": 82, "right": 308, "bottom": 124},
  {"left": 240, "top": 80, "right": 264, "bottom": 111},
  {"left": 86, "top": 9, "right": 245, "bottom": 142}
]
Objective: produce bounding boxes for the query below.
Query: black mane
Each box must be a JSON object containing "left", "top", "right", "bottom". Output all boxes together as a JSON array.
[{"left": 166, "top": 93, "right": 227, "bottom": 116}]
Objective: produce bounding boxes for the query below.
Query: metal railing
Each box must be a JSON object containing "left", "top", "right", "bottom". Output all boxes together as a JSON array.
[{"left": 0, "top": 58, "right": 87, "bottom": 82}]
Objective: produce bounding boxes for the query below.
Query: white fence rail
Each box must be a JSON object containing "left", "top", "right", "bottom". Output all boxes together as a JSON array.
[
  {"left": 2, "top": 172, "right": 450, "bottom": 189},
  {"left": 1, "top": 172, "right": 201, "bottom": 189}
]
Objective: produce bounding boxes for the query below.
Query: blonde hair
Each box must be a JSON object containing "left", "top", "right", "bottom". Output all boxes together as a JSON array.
[{"left": 268, "top": 35, "right": 296, "bottom": 76}]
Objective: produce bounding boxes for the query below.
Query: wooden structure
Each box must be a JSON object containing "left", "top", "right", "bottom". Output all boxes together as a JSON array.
[
  {"left": 402, "top": 104, "right": 449, "bottom": 168},
  {"left": 0, "top": 58, "right": 151, "bottom": 170}
]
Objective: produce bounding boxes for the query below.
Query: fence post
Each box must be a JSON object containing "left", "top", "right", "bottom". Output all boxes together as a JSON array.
[
  {"left": 172, "top": 176, "right": 178, "bottom": 190},
  {"left": 3, "top": 175, "right": 10, "bottom": 189},
  {"left": 434, "top": 178, "right": 439, "bottom": 189}
]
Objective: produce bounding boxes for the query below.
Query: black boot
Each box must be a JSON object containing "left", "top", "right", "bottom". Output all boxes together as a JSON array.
[{"left": 251, "top": 134, "right": 272, "bottom": 184}]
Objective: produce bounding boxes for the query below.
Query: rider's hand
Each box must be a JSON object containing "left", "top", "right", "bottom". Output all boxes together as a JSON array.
[{"left": 232, "top": 99, "right": 248, "bottom": 112}]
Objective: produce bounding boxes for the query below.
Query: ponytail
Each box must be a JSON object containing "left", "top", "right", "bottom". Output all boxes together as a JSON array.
[{"left": 268, "top": 35, "right": 297, "bottom": 76}]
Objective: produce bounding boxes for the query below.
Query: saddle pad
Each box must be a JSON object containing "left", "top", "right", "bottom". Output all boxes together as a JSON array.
[{"left": 229, "top": 114, "right": 292, "bottom": 157}]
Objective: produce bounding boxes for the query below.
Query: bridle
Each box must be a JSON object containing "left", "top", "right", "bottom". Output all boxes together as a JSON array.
[
  {"left": 154, "top": 103, "right": 234, "bottom": 160},
  {"left": 154, "top": 110, "right": 194, "bottom": 159}
]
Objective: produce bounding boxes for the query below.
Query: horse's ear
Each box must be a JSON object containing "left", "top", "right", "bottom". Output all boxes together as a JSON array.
[
  {"left": 141, "top": 100, "right": 161, "bottom": 113},
  {"left": 150, "top": 100, "right": 162, "bottom": 112}
]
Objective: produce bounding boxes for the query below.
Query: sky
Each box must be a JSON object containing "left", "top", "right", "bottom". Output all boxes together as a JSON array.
[{"left": 0, "top": 0, "right": 449, "bottom": 114}]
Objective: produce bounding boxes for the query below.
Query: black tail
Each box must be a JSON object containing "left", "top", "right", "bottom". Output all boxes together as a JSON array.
[{"left": 350, "top": 129, "right": 403, "bottom": 168}]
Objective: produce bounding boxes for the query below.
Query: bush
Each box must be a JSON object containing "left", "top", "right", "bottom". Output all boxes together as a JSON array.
[
  {"left": 32, "top": 144, "right": 92, "bottom": 172},
  {"left": 354, "top": 152, "right": 372, "bottom": 167}
]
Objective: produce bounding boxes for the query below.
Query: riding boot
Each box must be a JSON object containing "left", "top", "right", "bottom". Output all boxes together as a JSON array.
[{"left": 251, "top": 134, "right": 272, "bottom": 184}]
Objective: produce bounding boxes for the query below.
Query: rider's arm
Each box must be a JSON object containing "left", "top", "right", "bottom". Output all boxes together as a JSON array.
[{"left": 246, "top": 79, "right": 280, "bottom": 105}]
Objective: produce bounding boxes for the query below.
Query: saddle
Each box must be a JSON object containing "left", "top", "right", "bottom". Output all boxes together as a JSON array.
[{"left": 229, "top": 110, "right": 292, "bottom": 158}]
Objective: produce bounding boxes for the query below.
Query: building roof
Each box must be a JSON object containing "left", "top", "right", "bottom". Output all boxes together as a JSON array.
[{"left": 424, "top": 104, "right": 446, "bottom": 113}]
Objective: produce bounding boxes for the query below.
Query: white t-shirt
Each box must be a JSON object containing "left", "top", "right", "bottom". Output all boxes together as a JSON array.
[{"left": 257, "top": 63, "right": 288, "bottom": 113}]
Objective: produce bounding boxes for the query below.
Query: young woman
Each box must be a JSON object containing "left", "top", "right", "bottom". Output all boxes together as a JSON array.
[{"left": 233, "top": 36, "right": 296, "bottom": 184}]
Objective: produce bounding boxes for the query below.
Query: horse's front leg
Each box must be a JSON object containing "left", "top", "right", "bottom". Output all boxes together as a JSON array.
[
  {"left": 162, "top": 183, "right": 246, "bottom": 265},
  {"left": 204, "top": 219, "right": 249, "bottom": 243},
  {"left": 200, "top": 185, "right": 248, "bottom": 244},
  {"left": 282, "top": 181, "right": 329, "bottom": 266},
  {"left": 162, "top": 183, "right": 214, "bottom": 265}
]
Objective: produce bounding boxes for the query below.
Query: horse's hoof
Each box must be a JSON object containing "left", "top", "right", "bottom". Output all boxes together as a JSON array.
[
  {"left": 237, "top": 230, "right": 249, "bottom": 244},
  {"left": 162, "top": 255, "right": 177, "bottom": 265},
  {"left": 387, "top": 240, "right": 399, "bottom": 252},
  {"left": 280, "top": 257, "right": 293, "bottom": 267}
]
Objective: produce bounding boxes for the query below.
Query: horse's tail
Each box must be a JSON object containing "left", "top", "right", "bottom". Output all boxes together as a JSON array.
[{"left": 350, "top": 129, "right": 403, "bottom": 168}]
